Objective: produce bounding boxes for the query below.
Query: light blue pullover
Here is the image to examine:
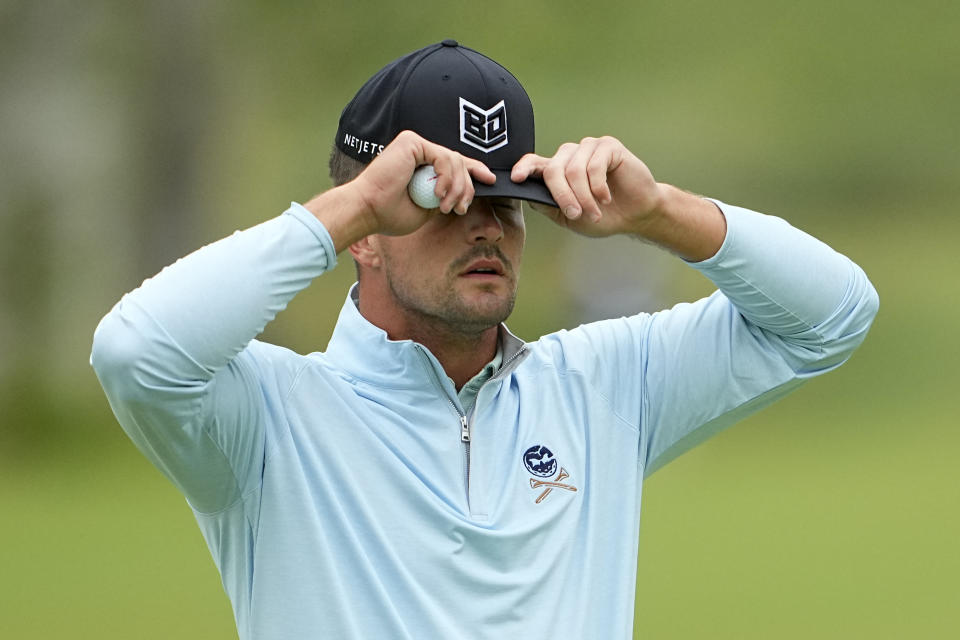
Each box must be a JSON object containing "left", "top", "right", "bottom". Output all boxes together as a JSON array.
[{"left": 90, "top": 201, "right": 878, "bottom": 639}]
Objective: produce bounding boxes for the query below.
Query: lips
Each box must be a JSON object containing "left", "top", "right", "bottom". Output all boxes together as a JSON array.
[{"left": 460, "top": 258, "right": 505, "bottom": 277}]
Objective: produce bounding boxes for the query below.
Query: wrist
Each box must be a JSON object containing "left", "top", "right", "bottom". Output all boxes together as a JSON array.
[
  {"left": 626, "top": 182, "right": 673, "bottom": 235},
  {"left": 630, "top": 184, "right": 726, "bottom": 261},
  {"left": 303, "top": 184, "right": 379, "bottom": 254}
]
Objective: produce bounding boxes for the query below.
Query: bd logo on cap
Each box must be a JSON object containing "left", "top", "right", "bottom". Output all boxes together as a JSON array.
[{"left": 459, "top": 97, "right": 508, "bottom": 153}]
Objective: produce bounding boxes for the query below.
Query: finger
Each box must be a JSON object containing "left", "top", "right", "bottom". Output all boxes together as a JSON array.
[
  {"left": 431, "top": 154, "right": 456, "bottom": 214},
  {"left": 456, "top": 160, "right": 475, "bottom": 215},
  {"left": 444, "top": 155, "right": 470, "bottom": 215},
  {"left": 456, "top": 158, "right": 492, "bottom": 215},
  {"left": 510, "top": 153, "right": 549, "bottom": 183},
  {"left": 565, "top": 138, "right": 604, "bottom": 222},
  {"left": 419, "top": 139, "right": 462, "bottom": 214},
  {"left": 420, "top": 141, "right": 493, "bottom": 214},
  {"left": 465, "top": 157, "right": 496, "bottom": 185},
  {"left": 587, "top": 137, "right": 616, "bottom": 207},
  {"left": 512, "top": 154, "right": 562, "bottom": 219},
  {"left": 541, "top": 143, "right": 583, "bottom": 220}
]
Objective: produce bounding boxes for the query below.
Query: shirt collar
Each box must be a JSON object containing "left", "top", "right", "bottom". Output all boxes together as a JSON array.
[{"left": 323, "top": 284, "right": 525, "bottom": 391}]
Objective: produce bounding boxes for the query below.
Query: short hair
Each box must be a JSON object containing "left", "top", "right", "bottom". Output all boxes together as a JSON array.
[{"left": 328, "top": 147, "right": 368, "bottom": 187}]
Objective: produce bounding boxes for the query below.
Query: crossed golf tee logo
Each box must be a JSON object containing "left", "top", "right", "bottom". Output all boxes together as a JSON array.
[{"left": 523, "top": 445, "right": 578, "bottom": 504}]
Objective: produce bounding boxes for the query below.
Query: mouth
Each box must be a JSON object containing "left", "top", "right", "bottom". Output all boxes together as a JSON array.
[{"left": 459, "top": 258, "right": 505, "bottom": 279}]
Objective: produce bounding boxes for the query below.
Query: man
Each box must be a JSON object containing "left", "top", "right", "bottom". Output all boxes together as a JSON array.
[{"left": 91, "top": 40, "right": 878, "bottom": 639}]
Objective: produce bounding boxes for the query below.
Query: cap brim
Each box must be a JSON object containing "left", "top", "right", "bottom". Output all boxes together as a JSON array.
[{"left": 472, "top": 170, "right": 557, "bottom": 208}]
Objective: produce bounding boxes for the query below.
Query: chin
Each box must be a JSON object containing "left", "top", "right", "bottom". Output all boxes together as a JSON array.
[
  {"left": 456, "top": 292, "right": 515, "bottom": 327},
  {"left": 391, "top": 276, "right": 516, "bottom": 331}
]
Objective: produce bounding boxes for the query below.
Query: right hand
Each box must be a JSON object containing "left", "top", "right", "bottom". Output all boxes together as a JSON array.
[{"left": 350, "top": 130, "right": 496, "bottom": 237}]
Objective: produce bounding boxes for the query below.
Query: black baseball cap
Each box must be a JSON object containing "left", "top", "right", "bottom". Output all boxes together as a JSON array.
[{"left": 335, "top": 39, "right": 557, "bottom": 207}]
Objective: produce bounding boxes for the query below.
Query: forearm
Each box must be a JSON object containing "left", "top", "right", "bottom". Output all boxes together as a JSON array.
[
  {"left": 634, "top": 188, "right": 878, "bottom": 361},
  {"left": 91, "top": 204, "right": 337, "bottom": 384},
  {"left": 635, "top": 202, "right": 877, "bottom": 472},
  {"left": 632, "top": 184, "right": 727, "bottom": 262},
  {"left": 300, "top": 130, "right": 498, "bottom": 252},
  {"left": 90, "top": 205, "right": 338, "bottom": 512},
  {"left": 302, "top": 183, "right": 377, "bottom": 254},
  {"left": 691, "top": 201, "right": 879, "bottom": 370}
]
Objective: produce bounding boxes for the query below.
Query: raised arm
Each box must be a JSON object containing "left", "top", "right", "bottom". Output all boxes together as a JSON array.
[
  {"left": 90, "top": 132, "right": 493, "bottom": 512},
  {"left": 510, "top": 135, "right": 726, "bottom": 260},
  {"left": 515, "top": 137, "right": 879, "bottom": 474},
  {"left": 89, "top": 203, "right": 338, "bottom": 512}
]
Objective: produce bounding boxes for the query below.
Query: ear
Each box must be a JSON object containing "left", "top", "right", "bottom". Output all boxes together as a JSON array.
[{"left": 348, "top": 235, "right": 383, "bottom": 270}]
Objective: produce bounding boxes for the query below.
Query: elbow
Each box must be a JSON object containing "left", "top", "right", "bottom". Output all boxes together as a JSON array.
[
  {"left": 865, "top": 279, "right": 880, "bottom": 320},
  {"left": 794, "top": 273, "right": 880, "bottom": 375},
  {"left": 89, "top": 299, "right": 176, "bottom": 404},
  {"left": 91, "top": 299, "right": 209, "bottom": 404},
  {"left": 860, "top": 279, "right": 880, "bottom": 334},
  {"left": 837, "top": 271, "right": 880, "bottom": 353},
  {"left": 90, "top": 308, "right": 149, "bottom": 392}
]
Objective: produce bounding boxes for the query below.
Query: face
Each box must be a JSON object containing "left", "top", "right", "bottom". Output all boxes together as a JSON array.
[{"left": 373, "top": 197, "right": 525, "bottom": 335}]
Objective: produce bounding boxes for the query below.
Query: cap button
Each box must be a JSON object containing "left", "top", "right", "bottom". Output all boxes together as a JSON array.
[{"left": 441, "top": 39, "right": 458, "bottom": 47}]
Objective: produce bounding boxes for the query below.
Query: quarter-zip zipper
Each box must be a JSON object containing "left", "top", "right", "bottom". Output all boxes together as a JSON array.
[
  {"left": 462, "top": 345, "right": 526, "bottom": 509},
  {"left": 414, "top": 346, "right": 473, "bottom": 509},
  {"left": 495, "top": 345, "right": 527, "bottom": 378},
  {"left": 460, "top": 414, "right": 471, "bottom": 503},
  {"left": 414, "top": 343, "right": 528, "bottom": 514}
]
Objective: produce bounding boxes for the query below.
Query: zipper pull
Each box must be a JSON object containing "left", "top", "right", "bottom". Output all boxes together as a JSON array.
[{"left": 460, "top": 415, "right": 470, "bottom": 443}]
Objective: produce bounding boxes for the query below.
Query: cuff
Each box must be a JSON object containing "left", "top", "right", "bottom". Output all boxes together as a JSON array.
[{"left": 284, "top": 202, "right": 339, "bottom": 271}]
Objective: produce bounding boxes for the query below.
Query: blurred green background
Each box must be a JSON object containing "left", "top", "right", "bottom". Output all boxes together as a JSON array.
[{"left": 2, "top": 0, "right": 957, "bottom": 637}]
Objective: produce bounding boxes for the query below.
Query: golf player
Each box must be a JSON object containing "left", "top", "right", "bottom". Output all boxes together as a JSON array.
[{"left": 91, "top": 40, "right": 878, "bottom": 639}]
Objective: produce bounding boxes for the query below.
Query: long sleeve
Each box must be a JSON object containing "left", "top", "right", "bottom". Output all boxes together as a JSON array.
[
  {"left": 642, "top": 201, "right": 878, "bottom": 472},
  {"left": 90, "top": 204, "right": 338, "bottom": 512},
  {"left": 552, "top": 201, "right": 879, "bottom": 476}
]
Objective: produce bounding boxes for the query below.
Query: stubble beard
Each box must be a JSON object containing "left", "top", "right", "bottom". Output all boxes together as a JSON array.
[{"left": 383, "top": 251, "right": 518, "bottom": 336}]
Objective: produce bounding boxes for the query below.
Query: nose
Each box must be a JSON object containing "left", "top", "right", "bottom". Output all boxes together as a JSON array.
[{"left": 464, "top": 199, "right": 504, "bottom": 244}]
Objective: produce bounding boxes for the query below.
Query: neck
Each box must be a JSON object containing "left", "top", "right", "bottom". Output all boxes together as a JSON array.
[
  {"left": 356, "top": 286, "right": 500, "bottom": 390},
  {"left": 406, "top": 323, "right": 499, "bottom": 391}
]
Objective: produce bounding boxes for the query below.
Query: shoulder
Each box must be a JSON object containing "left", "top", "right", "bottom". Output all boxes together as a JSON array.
[
  {"left": 241, "top": 339, "right": 355, "bottom": 390},
  {"left": 243, "top": 339, "right": 305, "bottom": 367},
  {"left": 234, "top": 340, "right": 323, "bottom": 392},
  {"left": 523, "top": 313, "right": 656, "bottom": 373}
]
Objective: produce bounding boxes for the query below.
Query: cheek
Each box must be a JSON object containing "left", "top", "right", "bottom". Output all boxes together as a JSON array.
[
  {"left": 380, "top": 244, "right": 417, "bottom": 279},
  {"left": 505, "top": 221, "right": 526, "bottom": 254},
  {"left": 381, "top": 235, "right": 434, "bottom": 270}
]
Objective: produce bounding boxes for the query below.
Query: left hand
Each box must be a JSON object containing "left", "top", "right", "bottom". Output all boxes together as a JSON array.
[{"left": 510, "top": 136, "right": 664, "bottom": 237}]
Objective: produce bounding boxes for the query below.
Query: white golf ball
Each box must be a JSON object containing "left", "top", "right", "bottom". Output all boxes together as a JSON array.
[{"left": 408, "top": 165, "right": 441, "bottom": 209}]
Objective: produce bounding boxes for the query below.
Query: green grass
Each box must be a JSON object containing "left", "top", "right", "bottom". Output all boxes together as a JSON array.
[{"left": 1, "top": 442, "right": 235, "bottom": 638}]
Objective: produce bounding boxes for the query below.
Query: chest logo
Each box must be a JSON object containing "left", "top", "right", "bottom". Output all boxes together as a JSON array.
[{"left": 523, "top": 445, "right": 578, "bottom": 504}]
